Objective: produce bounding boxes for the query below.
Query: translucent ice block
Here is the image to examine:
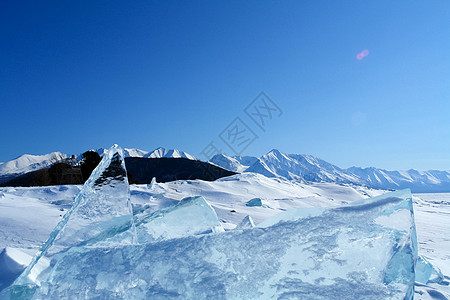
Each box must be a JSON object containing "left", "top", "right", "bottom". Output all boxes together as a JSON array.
[
  {"left": 235, "top": 215, "right": 255, "bottom": 229},
  {"left": 415, "top": 255, "right": 444, "bottom": 284},
  {"left": 6, "top": 189, "right": 417, "bottom": 299},
  {"left": 246, "top": 197, "right": 263, "bottom": 207},
  {"left": 134, "top": 196, "right": 224, "bottom": 243},
  {"left": 15, "top": 145, "right": 136, "bottom": 286}
]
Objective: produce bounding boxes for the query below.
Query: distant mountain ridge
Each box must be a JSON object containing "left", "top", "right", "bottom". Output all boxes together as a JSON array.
[
  {"left": 95, "top": 147, "right": 196, "bottom": 160},
  {"left": 0, "top": 152, "right": 67, "bottom": 176},
  {"left": 210, "top": 150, "right": 450, "bottom": 193},
  {"left": 0, "top": 147, "right": 195, "bottom": 184},
  {"left": 245, "top": 149, "right": 362, "bottom": 183},
  {"left": 0, "top": 152, "right": 67, "bottom": 184},
  {"left": 347, "top": 166, "right": 450, "bottom": 192},
  {"left": 145, "top": 147, "right": 196, "bottom": 160},
  {"left": 1, "top": 147, "right": 449, "bottom": 192},
  {"left": 209, "top": 154, "right": 257, "bottom": 173}
]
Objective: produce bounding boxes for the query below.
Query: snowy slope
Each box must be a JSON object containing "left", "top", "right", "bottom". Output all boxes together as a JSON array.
[
  {"left": 144, "top": 147, "right": 196, "bottom": 160},
  {"left": 209, "top": 154, "right": 257, "bottom": 172},
  {"left": 151, "top": 173, "right": 383, "bottom": 229},
  {"left": 0, "top": 247, "right": 33, "bottom": 291},
  {"left": 0, "top": 185, "right": 81, "bottom": 249},
  {"left": 0, "top": 152, "right": 67, "bottom": 176},
  {"left": 348, "top": 166, "right": 450, "bottom": 192},
  {"left": 123, "top": 148, "right": 149, "bottom": 157},
  {"left": 245, "top": 149, "right": 362, "bottom": 183},
  {"left": 95, "top": 147, "right": 196, "bottom": 159},
  {"left": 95, "top": 148, "right": 149, "bottom": 158},
  {"left": 209, "top": 149, "right": 450, "bottom": 192}
]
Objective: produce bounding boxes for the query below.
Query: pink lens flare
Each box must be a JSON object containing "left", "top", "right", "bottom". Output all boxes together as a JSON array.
[{"left": 356, "top": 49, "right": 369, "bottom": 60}]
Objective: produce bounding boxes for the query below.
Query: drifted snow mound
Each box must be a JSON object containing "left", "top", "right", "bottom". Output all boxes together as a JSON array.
[
  {"left": 4, "top": 188, "right": 419, "bottom": 299},
  {"left": 0, "top": 248, "right": 32, "bottom": 292}
]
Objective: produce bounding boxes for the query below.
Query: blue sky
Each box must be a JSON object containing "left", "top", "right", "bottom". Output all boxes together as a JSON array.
[{"left": 1, "top": 1, "right": 449, "bottom": 170}]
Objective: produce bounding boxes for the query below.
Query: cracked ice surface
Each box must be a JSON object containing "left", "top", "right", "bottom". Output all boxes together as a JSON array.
[
  {"left": 6, "top": 189, "right": 417, "bottom": 299},
  {"left": 15, "top": 145, "right": 136, "bottom": 286}
]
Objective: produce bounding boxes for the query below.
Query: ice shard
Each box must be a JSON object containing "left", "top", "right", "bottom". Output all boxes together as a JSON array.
[
  {"left": 235, "top": 215, "right": 255, "bottom": 229},
  {"left": 14, "top": 145, "right": 136, "bottom": 286},
  {"left": 134, "top": 196, "right": 224, "bottom": 243},
  {"left": 246, "top": 197, "right": 263, "bottom": 207},
  {"left": 415, "top": 255, "right": 444, "bottom": 284},
  {"left": 5, "top": 189, "right": 417, "bottom": 299},
  {"left": 76, "top": 195, "right": 224, "bottom": 246},
  {"left": 147, "top": 177, "right": 156, "bottom": 190}
]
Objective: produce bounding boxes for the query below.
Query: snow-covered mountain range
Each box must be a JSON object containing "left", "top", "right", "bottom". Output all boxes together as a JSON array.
[
  {"left": 1, "top": 147, "right": 449, "bottom": 192},
  {"left": 95, "top": 147, "right": 196, "bottom": 160},
  {"left": 210, "top": 149, "right": 450, "bottom": 192},
  {"left": 0, "top": 152, "right": 67, "bottom": 184},
  {"left": 0, "top": 152, "right": 67, "bottom": 176},
  {"left": 0, "top": 147, "right": 195, "bottom": 184},
  {"left": 144, "top": 147, "right": 196, "bottom": 160},
  {"left": 245, "top": 149, "right": 361, "bottom": 183},
  {"left": 208, "top": 154, "right": 257, "bottom": 173}
]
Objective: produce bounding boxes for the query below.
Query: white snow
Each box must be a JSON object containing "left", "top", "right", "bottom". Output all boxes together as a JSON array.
[
  {"left": 145, "top": 147, "right": 196, "bottom": 160},
  {"left": 0, "top": 185, "right": 80, "bottom": 249},
  {"left": 0, "top": 172, "right": 448, "bottom": 297},
  {"left": 95, "top": 147, "right": 196, "bottom": 159},
  {"left": 413, "top": 193, "right": 450, "bottom": 275},
  {"left": 0, "top": 247, "right": 33, "bottom": 291},
  {"left": 209, "top": 149, "right": 450, "bottom": 193},
  {"left": 209, "top": 154, "right": 250, "bottom": 173},
  {"left": 123, "top": 148, "right": 149, "bottom": 157},
  {"left": 0, "top": 152, "right": 67, "bottom": 176}
]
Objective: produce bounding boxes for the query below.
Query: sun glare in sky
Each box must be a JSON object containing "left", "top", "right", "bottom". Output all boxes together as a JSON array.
[{"left": 356, "top": 49, "right": 369, "bottom": 60}]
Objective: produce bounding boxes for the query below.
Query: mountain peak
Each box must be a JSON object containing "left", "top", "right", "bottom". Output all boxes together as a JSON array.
[
  {"left": 123, "top": 148, "right": 149, "bottom": 158},
  {"left": 209, "top": 154, "right": 258, "bottom": 173},
  {"left": 145, "top": 147, "right": 196, "bottom": 160},
  {"left": 266, "top": 149, "right": 285, "bottom": 156},
  {"left": 0, "top": 152, "right": 67, "bottom": 175}
]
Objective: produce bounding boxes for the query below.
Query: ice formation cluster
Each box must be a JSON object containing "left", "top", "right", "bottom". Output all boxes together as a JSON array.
[{"left": 2, "top": 145, "right": 422, "bottom": 299}]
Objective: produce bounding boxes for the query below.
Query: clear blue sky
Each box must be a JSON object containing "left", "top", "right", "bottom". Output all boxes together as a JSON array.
[{"left": 1, "top": 1, "right": 449, "bottom": 170}]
